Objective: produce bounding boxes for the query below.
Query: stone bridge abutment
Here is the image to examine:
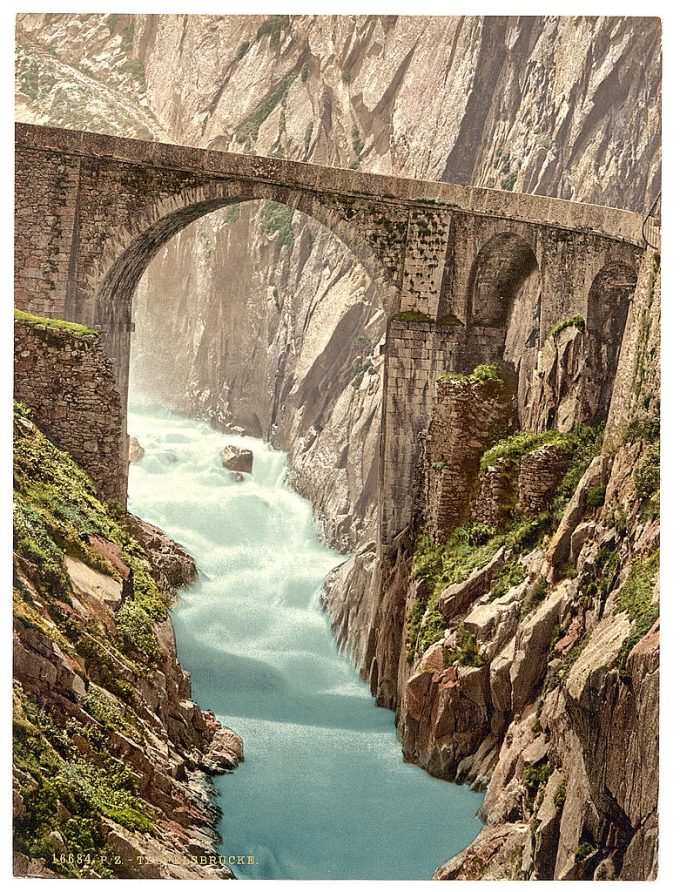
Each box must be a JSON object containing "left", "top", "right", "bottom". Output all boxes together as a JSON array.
[{"left": 15, "top": 123, "right": 644, "bottom": 550}]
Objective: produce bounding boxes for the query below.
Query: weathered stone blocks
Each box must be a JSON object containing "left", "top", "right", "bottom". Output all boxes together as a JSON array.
[
  {"left": 14, "top": 319, "right": 126, "bottom": 502},
  {"left": 422, "top": 374, "right": 513, "bottom": 542}
]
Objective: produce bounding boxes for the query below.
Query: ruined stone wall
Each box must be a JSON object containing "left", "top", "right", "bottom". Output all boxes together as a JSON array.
[
  {"left": 422, "top": 376, "right": 513, "bottom": 542},
  {"left": 14, "top": 319, "right": 127, "bottom": 502},
  {"left": 472, "top": 459, "right": 516, "bottom": 527},
  {"left": 517, "top": 445, "right": 569, "bottom": 514}
]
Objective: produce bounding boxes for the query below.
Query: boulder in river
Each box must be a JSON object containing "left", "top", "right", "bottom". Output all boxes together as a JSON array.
[
  {"left": 221, "top": 445, "right": 253, "bottom": 474},
  {"left": 129, "top": 436, "right": 145, "bottom": 463}
]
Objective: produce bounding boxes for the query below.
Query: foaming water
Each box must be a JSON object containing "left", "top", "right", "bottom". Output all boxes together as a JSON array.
[{"left": 127, "top": 399, "right": 484, "bottom": 880}]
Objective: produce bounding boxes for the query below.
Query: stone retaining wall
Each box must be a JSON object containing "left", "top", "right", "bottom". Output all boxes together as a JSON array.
[{"left": 14, "top": 319, "right": 127, "bottom": 503}]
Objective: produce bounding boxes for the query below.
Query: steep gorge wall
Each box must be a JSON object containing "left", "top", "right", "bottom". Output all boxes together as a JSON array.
[
  {"left": 387, "top": 249, "right": 660, "bottom": 879},
  {"left": 13, "top": 412, "right": 244, "bottom": 878},
  {"left": 15, "top": 13, "right": 662, "bottom": 565}
]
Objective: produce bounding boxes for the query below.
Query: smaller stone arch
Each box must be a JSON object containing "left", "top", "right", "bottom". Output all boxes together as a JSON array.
[
  {"left": 587, "top": 261, "right": 638, "bottom": 358},
  {"left": 465, "top": 232, "right": 541, "bottom": 370},
  {"left": 585, "top": 260, "right": 639, "bottom": 421}
]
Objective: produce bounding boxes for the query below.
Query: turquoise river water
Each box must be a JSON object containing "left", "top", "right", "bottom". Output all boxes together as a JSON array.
[{"left": 127, "top": 400, "right": 484, "bottom": 880}]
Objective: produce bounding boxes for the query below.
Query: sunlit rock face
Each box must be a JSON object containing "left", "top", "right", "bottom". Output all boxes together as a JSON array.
[{"left": 15, "top": 13, "right": 661, "bottom": 555}]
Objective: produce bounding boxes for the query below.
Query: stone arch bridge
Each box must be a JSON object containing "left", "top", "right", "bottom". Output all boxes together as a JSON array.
[{"left": 15, "top": 123, "right": 644, "bottom": 547}]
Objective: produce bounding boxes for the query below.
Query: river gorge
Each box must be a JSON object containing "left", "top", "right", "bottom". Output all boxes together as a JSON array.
[
  {"left": 126, "top": 396, "right": 484, "bottom": 880},
  {"left": 12, "top": 13, "right": 661, "bottom": 881}
]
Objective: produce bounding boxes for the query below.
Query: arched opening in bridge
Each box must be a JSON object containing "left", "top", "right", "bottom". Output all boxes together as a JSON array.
[
  {"left": 115, "top": 196, "right": 386, "bottom": 536},
  {"left": 465, "top": 233, "right": 541, "bottom": 365},
  {"left": 585, "top": 260, "right": 637, "bottom": 419},
  {"left": 464, "top": 233, "right": 541, "bottom": 422}
]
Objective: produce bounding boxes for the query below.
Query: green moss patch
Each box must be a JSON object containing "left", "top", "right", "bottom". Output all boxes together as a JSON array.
[
  {"left": 616, "top": 550, "right": 659, "bottom": 674},
  {"left": 14, "top": 308, "right": 98, "bottom": 337},
  {"left": 439, "top": 363, "right": 503, "bottom": 386},
  {"left": 548, "top": 314, "right": 585, "bottom": 340},
  {"left": 392, "top": 310, "right": 434, "bottom": 323}
]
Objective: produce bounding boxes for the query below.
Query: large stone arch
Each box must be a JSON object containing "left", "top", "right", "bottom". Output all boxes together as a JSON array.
[{"left": 93, "top": 179, "right": 400, "bottom": 415}]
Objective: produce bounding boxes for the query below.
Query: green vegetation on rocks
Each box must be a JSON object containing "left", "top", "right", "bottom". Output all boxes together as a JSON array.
[
  {"left": 392, "top": 310, "right": 434, "bottom": 323},
  {"left": 223, "top": 203, "right": 241, "bottom": 225},
  {"left": 575, "top": 841, "right": 596, "bottom": 863},
  {"left": 12, "top": 404, "right": 175, "bottom": 873},
  {"left": 412, "top": 525, "right": 500, "bottom": 596},
  {"left": 616, "top": 550, "right": 659, "bottom": 675},
  {"left": 418, "top": 607, "right": 448, "bottom": 654},
  {"left": 490, "top": 558, "right": 527, "bottom": 600},
  {"left": 522, "top": 759, "right": 551, "bottom": 798},
  {"left": 439, "top": 363, "right": 503, "bottom": 386},
  {"left": 553, "top": 781, "right": 567, "bottom": 809},
  {"left": 548, "top": 314, "right": 585, "bottom": 340},
  {"left": 635, "top": 442, "right": 660, "bottom": 503},
  {"left": 447, "top": 625, "right": 482, "bottom": 667},
  {"left": 479, "top": 424, "right": 599, "bottom": 475},
  {"left": 234, "top": 68, "right": 299, "bottom": 146},
  {"left": 259, "top": 200, "right": 295, "bottom": 250},
  {"left": 14, "top": 308, "right": 97, "bottom": 337},
  {"left": 256, "top": 15, "right": 290, "bottom": 46},
  {"left": 13, "top": 404, "right": 166, "bottom": 665},
  {"left": 13, "top": 690, "right": 155, "bottom": 877}
]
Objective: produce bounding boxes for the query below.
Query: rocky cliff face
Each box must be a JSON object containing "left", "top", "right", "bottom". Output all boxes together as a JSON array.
[
  {"left": 12, "top": 406, "right": 243, "bottom": 878},
  {"left": 391, "top": 249, "right": 660, "bottom": 879}
]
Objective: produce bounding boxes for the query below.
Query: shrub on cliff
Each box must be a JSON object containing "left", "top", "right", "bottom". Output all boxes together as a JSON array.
[{"left": 479, "top": 425, "right": 599, "bottom": 476}]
